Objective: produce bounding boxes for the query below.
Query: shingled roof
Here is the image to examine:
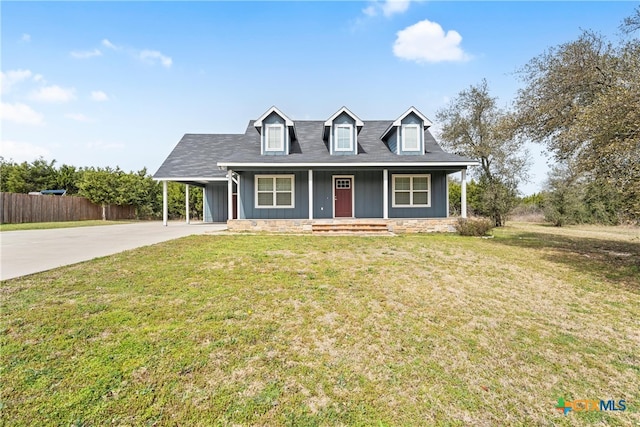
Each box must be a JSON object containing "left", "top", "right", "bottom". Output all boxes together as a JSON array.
[{"left": 154, "top": 119, "right": 477, "bottom": 182}]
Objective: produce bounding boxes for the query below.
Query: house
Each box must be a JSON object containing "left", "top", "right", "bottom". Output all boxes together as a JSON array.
[{"left": 153, "top": 106, "right": 478, "bottom": 232}]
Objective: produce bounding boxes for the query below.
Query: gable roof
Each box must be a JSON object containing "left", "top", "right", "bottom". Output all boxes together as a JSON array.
[
  {"left": 254, "top": 106, "right": 294, "bottom": 128},
  {"left": 381, "top": 106, "right": 433, "bottom": 140},
  {"left": 154, "top": 119, "right": 477, "bottom": 181},
  {"left": 324, "top": 106, "right": 364, "bottom": 127}
]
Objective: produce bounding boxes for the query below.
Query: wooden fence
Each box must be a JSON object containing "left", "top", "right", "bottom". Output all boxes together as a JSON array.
[{"left": 0, "top": 192, "right": 136, "bottom": 224}]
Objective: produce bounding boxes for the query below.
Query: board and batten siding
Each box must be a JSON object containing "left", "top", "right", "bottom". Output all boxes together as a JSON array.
[
  {"left": 239, "top": 171, "right": 308, "bottom": 219},
  {"left": 204, "top": 182, "right": 228, "bottom": 222},
  {"left": 261, "top": 112, "right": 288, "bottom": 156},
  {"left": 312, "top": 170, "right": 383, "bottom": 219},
  {"left": 387, "top": 170, "right": 447, "bottom": 218}
]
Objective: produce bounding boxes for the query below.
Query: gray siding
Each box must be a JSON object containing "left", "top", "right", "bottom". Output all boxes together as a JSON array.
[
  {"left": 331, "top": 113, "right": 357, "bottom": 156},
  {"left": 239, "top": 171, "right": 308, "bottom": 219},
  {"left": 398, "top": 113, "right": 424, "bottom": 155},
  {"left": 262, "top": 113, "right": 288, "bottom": 156},
  {"left": 387, "top": 130, "right": 398, "bottom": 154},
  {"left": 312, "top": 170, "right": 383, "bottom": 218},
  {"left": 388, "top": 170, "right": 447, "bottom": 218},
  {"left": 204, "top": 182, "right": 228, "bottom": 222}
]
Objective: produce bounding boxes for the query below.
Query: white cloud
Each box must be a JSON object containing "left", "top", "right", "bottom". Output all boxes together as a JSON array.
[
  {"left": 90, "top": 90, "right": 109, "bottom": 102},
  {"left": 65, "top": 113, "right": 93, "bottom": 122},
  {"left": 102, "top": 39, "right": 119, "bottom": 50},
  {"left": 1, "top": 140, "right": 51, "bottom": 161},
  {"left": 1, "top": 69, "right": 33, "bottom": 94},
  {"left": 0, "top": 102, "right": 44, "bottom": 125},
  {"left": 139, "top": 50, "right": 172, "bottom": 68},
  {"left": 21, "top": 34, "right": 31, "bottom": 42},
  {"left": 70, "top": 48, "right": 102, "bottom": 59},
  {"left": 363, "top": 0, "right": 413, "bottom": 18},
  {"left": 393, "top": 19, "right": 470, "bottom": 63},
  {"left": 29, "top": 85, "right": 76, "bottom": 103}
]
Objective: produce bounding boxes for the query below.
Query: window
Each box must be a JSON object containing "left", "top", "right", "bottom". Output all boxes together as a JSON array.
[
  {"left": 335, "top": 124, "right": 353, "bottom": 151},
  {"left": 392, "top": 175, "right": 430, "bottom": 207},
  {"left": 255, "top": 175, "right": 294, "bottom": 208},
  {"left": 265, "top": 124, "right": 284, "bottom": 151},
  {"left": 402, "top": 124, "right": 420, "bottom": 151}
]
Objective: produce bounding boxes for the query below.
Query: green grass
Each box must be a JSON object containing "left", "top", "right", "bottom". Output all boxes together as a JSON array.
[
  {"left": 1, "top": 223, "right": 639, "bottom": 425},
  {"left": 0, "top": 220, "right": 130, "bottom": 232}
]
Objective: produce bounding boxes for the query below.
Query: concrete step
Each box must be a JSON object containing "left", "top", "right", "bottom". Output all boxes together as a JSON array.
[{"left": 312, "top": 223, "right": 390, "bottom": 234}]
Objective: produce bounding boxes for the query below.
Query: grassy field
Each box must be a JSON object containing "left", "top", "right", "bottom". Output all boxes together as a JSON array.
[
  {"left": 0, "top": 220, "right": 128, "bottom": 232},
  {"left": 1, "top": 223, "right": 638, "bottom": 426}
]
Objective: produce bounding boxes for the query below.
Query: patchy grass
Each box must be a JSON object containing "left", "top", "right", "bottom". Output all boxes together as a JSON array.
[
  {"left": 1, "top": 223, "right": 638, "bottom": 425},
  {"left": 0, "top": 220, "right": 129, "bottom": 232}
]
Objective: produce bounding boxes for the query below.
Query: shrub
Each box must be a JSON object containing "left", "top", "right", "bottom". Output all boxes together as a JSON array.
[{"left": 455, "top": 217, "right": 495, "bottom": 236}]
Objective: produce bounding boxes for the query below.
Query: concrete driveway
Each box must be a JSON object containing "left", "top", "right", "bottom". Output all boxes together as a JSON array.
[{"left": 1, "top": 221, "right": 227, "bottom": 280}]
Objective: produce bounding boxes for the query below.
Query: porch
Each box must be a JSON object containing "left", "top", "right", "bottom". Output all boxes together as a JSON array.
[{"left": 226, "top": 217, "right": 458, "bottom": 234}]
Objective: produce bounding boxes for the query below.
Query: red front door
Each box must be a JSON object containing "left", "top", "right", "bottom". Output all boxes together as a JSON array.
[{"left": 334, "top": 177, "right": 353, "bottom": 217}]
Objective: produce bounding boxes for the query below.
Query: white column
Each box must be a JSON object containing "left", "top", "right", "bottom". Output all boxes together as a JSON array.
[
  {"left": 383, "top": 169, "right": 389, "bottom": 219},
  {"left": 227, "top": 170, "right": 233, "bottom": 221},
  {"left": 461, "top": 169, "right": 467, "bottom": 218},
  {"left": 162, "top": 180, "right": 168, "bottom": 226},
  {"left": 202, "top": 186, "right": 206, "bottom": 222},
  {"left": 185, "top": 184, "right": 190, "bottom": 224},
  {"left": 236, "top": 173, "right": 241, "bottom": 220},
  {"left": 308, "top": 169, "right": 313, "bottom": 220}
]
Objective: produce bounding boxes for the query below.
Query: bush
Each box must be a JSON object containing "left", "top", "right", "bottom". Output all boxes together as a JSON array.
[{"left": 455, "top": 217, "right": 495, "bottom": 236}]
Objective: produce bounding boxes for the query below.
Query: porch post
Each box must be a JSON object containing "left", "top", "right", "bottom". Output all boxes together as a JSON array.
[
  {"left": 162, "top": 180, "right": 168, "bottom": 226},
  {"left": 236, "top": 173, "right": 241, "bottom": 219},
  {"left": 185, "top": 184, "right": 190, "bottom": 224},
  {"left": 461, "top": 169, "right": 467, "bottom": 218},
  {"left": 227, "top": 170, "right": 233, "bottom": 221},
  {"left": 308, "top": 169, "right": 313, "bottom": 220},
  {"left": 202, "top": 186, "right": 206, "bottom": 222},
  {"left": 383, "top": 169, "right": 389, "bottom": 219},
  {"left": 446, "top": 176, "right": 450, "bottom": 218}
]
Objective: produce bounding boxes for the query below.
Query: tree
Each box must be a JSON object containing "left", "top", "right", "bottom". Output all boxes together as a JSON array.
[
  {"left": 515, "top": 25, "right": 640, "bottom": 222},
  {"left": 78, "top": 167, "right": 121, "bottom": 220},
  {"left": 436, "top": 79, "right": 529, "bottom": 226}
]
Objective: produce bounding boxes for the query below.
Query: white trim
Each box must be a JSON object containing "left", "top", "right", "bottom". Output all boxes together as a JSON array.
[
  {"left": 461, "top": 169, "right": 467, "bottom": 218},
  {"left": 391, "top": 174, "right": 431, "bottom": 208},
  {"left": 265, "top": 123, "right": 285, "bottom": 152},
  {"left": 254, "top": 106, "right": 294, "bottom": 127},
  {"left": 308, "top": 170, "right": 313, "bottom": 220},
  {"left": 185, "top": 184, "right": 190, "bottom": 224},
  {"left": 332, "top": 175, "right": 355, "bottom": 218},
  {"left": 218, "top": 161, "right": 479, "bottom": 168},
  {"left": 381, "top": 106, "right": 433, "bottom": 140},
  {"left": 324, "top": 106, "right": 364, "bottom": 127},
  {"left": 154, "top": 177, "right": 227, "bottom": 182},
  {"left": 228, "top": 170, "right": 233, "bottom": 220},
  {"left": 236, "top": 174, "right": 241, "bottom": 219},
  {"left": 401, "top": 124, "right": 421, "bottom": 152},
  {"left": 254, "top": 174, "right": 295, "bottom": 209},
  {"left": 162, "top": 181, "right": 168, "bottom": 226},
  {"left": 334, "top": 124, "right": 354, "bottom": 152},
  {"left": 202, "top": 187, "right": 206, "bottom": 221},
  {"left": 383, "top": 169, "right": 389, "bottom": 219}
]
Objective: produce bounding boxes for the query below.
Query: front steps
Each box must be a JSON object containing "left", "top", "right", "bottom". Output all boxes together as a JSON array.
[{"left": 312, "top": 222, "right": 391, "bottom": 234}]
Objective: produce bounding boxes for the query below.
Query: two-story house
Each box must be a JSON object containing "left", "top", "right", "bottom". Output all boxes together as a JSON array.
[{"left": 153, "top": 106, "right": 477, "bottom": 232}]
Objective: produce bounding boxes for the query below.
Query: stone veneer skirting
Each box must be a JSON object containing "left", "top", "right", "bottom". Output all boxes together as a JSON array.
[{"left": 226, "top": 218, "right": 457, "bottom": 233}]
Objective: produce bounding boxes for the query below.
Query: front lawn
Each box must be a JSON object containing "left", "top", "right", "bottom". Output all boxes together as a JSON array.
[{"left": 1, "top": 223, "right": 638, "bottom": 425}]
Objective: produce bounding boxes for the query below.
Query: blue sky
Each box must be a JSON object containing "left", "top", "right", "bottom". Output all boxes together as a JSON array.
[{"left": 1, "top": 1, "right": 636, "bottom": 194}]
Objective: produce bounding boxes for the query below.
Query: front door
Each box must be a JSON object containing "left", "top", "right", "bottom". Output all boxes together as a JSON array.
[{"left": 334, "top": 177, "right": 353, "bottom": 217}]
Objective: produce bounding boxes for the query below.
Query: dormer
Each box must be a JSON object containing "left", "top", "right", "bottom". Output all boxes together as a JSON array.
[
  {"left": 322, "top": 107, "right": 364, "bottom": 156},
  {"left": 254, "top": 106, "right": 296, "bottom": 156},
  {"left": 381, "top": 107, "right": 433, "bottom": 155}
]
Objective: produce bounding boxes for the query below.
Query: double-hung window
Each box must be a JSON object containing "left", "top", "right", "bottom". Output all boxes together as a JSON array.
[
  {"left": 392, "top": 175, "right": 430, "bottom": 207},
  {"left": 265, "top": 124, "right": 284, "bottom": 152},
  {"left": 256, "top": 175, "right": 294, "bottom": 208},
  {"left": 335, "top": 124, "right": 353, "bottom": 151},
  {"left": 402, "top": 124, "right": 420, "bottom": 152}
]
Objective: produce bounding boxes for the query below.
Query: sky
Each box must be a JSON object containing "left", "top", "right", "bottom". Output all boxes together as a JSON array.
[{"left": 1, "top": 1, "right": 636, "bottom": 195}]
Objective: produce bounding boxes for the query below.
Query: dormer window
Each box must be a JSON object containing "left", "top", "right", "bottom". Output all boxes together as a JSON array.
[
  {"left": 265, "top": 124, "right": 284, "bottom": 151},
  {"left": 335, "top": 124, "right": 353, "bottom": 151},
  {"left": 402, "top": 124, "right": 420, "bottom": 151}
]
